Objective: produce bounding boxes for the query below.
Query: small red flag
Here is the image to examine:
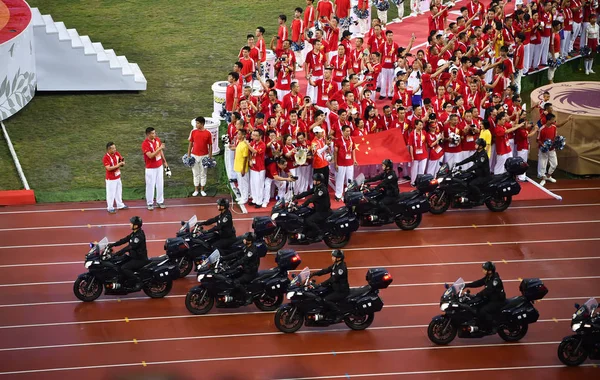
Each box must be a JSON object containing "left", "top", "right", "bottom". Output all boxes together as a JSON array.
[{"left": 354, "top": 128, "right": 412, "bottom": 165}]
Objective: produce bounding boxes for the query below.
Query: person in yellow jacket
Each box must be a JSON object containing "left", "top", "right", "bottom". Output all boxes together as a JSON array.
[
  {"left": 233, "top": 129, "right": 250, "bottom": 205},
  {"left": 479, "top": 120, "right": 493, "bottom": 158}
]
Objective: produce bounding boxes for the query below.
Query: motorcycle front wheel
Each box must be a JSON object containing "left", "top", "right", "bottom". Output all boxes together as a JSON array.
[
  {"left": 274, "top": 305, "right": 303, "bottom": 333},
  {"left": 428, "top": 190, "right": 450, "bottom": 215},
  {"left": 395, "top": 213, "right": 422, "bottom": 231},
  {"left": 485, "top": 195, "right": 512, "bottom": 212},
  {"left": 427, "top": 316, "right": 457, "bottom": 345},
  {"left": 344, "top": 313, "right": 374, "bottom": 330},
  {"left": 185, "top": 287, "right": 214, "bottom": 315},
  {"left": 264, "top": 228, "right": 287, "bottom": 251},
  {"left": 254, "top": 292, "right": 284, "bottom": 311},
  {"left": 73, "top": 274, "right": 103, "bottom": 302},
  {"left": 323, "top": 233, "right": 351, "bottom": 248},
  {"left": 557, "top": 336, "right": 588, "bottom": 366},
  {"left": 143, "top": 279, "right": 173, "bottom": 298}
]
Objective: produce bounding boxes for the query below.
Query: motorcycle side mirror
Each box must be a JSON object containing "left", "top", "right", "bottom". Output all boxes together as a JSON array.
[
  {"left": 291, "top": 274, "right": 296, "bottom": 278},
  {"left": 574, "top": 303, "right": 580, "bottom": 309},
  {"left": 466, "top": 289, "right": 471, "bottom": 294},
  {"left": 444, "top": 283, "right": 449, "bottom": 289},
  {"left": 180, "top": 221, "right": 186, "bottom": 226},
  {"left": 89, "top": 242, "right": 94, "bottom": 248}
]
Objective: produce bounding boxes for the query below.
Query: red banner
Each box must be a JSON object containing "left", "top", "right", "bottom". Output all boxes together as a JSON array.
[{"left": 354, "top": 128, "right": 412, "bottom": 165}]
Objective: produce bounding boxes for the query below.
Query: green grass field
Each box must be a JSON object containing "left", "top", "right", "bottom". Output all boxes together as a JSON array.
[{"left": 0, "top": 1, "right": 597, "bottom": 201}]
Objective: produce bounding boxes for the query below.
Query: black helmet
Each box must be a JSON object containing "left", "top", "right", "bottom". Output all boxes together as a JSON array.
[
  {"left": 331, "top": 249, "right": 344, "bottom": 260},
  {"left": 382, "top": 159, "right": 393, "bottom": 169},
  {"left": 130, "top": 216, "right": 143, "bottom": 228},
  {"left": 313, "top": 173, "right": 325, "bottom": 183},
  {"left": 242, "top": 232, "right": 256, "bottom": 243},
  {"left": 476, "top": 138, "right": 487, "bottom": 148},
  {"left": 482, "top": 261, "right": 496, "bottom": 272},
  {"left": 217, "top": 198, "right": 230, "bottom": 209}
]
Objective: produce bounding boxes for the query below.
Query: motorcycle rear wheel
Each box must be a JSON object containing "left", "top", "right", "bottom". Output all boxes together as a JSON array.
[
  {"left": 178, "top": 257, "right": 193, "bottom": 278},
  {"left": 428, "top": 191, "right": 450, "bottom": 215},
  {"left": 264, "top": 229, "right": 287, "bottom": 251},
  {"left": 73, "top": 274, "right": 103, "bottom": 302},
  {"left": 185, "top": 287, "right": 214, "bottom": 315},
  {"left": 254, "top": 292, "right": 284, "bottom": 311},
  {"left": 323, "top": 233, "right": 351, "bottom": 248},
  {"left": 485, "top": 195, "right": 512, "bottom": 212},
  {"left": 427, "top": 317, "right": 457, "bottom": 345},
  {"left": 395, "top": 213, "right": 422, "bottom": 231},
  {"left": 498, "top": 323, "right": 528, "bottom": 342},
  {"left": 557, "top": 337, "right": 588, "bottom": 366},
  {"left": 344, "top": 313, "right": 374, "bottom": 330},
  {"left": 143, "top": 279, "right": 173, "bottom": 298},
  {"left": 275, "top": 305, "right": 303, "bottom": 333}
]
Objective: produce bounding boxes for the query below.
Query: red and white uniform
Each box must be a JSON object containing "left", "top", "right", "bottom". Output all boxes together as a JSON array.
[
  {"left": 141, "top": 137, "right": 164, "bottom": 206},
  {"left": 493, "top": 122, "right": 512, "bottom": 174},
  {"left": 408, "top": 130, "right": 428, "bottom": 184},
  {"left": 249, "top": 139, "right": 267, "bottom": 206},
  {"left": 103, "top": 151, "right": 125, "bottom": 211},
  {"left": 334, "top": 135, "right": 355, "bottom": 199}
]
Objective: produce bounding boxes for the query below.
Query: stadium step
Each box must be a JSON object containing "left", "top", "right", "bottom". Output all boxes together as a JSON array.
[{"left": 30, "top": 7, "right": 147, "bottom": 91}]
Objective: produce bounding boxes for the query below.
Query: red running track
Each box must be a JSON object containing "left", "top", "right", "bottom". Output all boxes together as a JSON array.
[{"left": 0, "top": 179, "right": 599, "bottom": 379}]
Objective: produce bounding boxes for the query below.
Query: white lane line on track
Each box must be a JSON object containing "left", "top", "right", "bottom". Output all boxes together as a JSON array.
[
  {"left": 0, "top": 317, "right": 576, "bottom": 353},
  {"left": 552, "top": 187, "right": 600, "bottom": 192},
  {"left": 0, "top": 202, "right": 216, "bottom": 215},
  {"left": 0, "top": 296, "right": 583, "bottom": 330},
  {"left": 277, "top": 363, "right": 598, "bottom": 380},
  {"left": 0, "top": 340, "right": 580, "bottom": 376}
]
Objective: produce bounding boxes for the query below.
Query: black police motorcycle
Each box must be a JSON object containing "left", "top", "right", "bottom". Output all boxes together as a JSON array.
[
  {"left": 164, "top": 215, "right": 274, "bottom": 278},
  {"left": 344, "top": 173, "right": 435, "bottom": 230},
  {"left": 274, "top": 266, "right": 393, "bottom": 333},
  {"left": 73, "top": 237, "right": 178, "bottom": 302},
  {"left": 427, "top": 277, "right": 548, "bottom": 344},
  {"left": 184, "top": 249, "right": 302, "bottom": 314},
  {"left": 557, "top": 298, "right": 600, "bottom": 366},
  {"left": 427, "top": 157, "right": 529, "bottom": 214},
  {"left": 263, "top": 195, "right": 360, "bottom": 251}
]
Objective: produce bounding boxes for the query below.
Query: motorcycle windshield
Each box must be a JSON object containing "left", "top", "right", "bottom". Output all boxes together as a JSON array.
[
  {"left": 437, "top": 163, "right": 450, "bottom": 177},
  {"left": 355, "top": 173, "right": 365, "bottom": 186},
  {"left": 451, "top": 277, "right": 465, "bottom": 294},
  {"left": 181, "top": 215, "right": 197, "bottom": 232},
  {"left": 274, "top": 198, "right": 285, "bottom": 211},
  {"left": 207, "top": 250, "right": 220, "bottom": 265},
  {"left": 97, "top": 237, "right": 109, "bottom": 252},
  {"left": 291, "top": 267, "right": 310, "bottom": 287},
  {"left": 583, "top": 298, "right": 598, "bottom": 316}
]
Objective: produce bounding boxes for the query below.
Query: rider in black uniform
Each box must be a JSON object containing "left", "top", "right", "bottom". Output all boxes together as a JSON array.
[
  {"left": 455, "top": 138, "right": 490, "bottom": 204},
  {"left": 293, "top": 173, "right": 331, "bottom": 240},
  {"left": 310, "top": 249, "right": 350, "bottom": 322},
  {"left": 230, "top": 232, "right": 261, "bottom": 302},
  {"left": 464, "top": 261, "right": 506, "bottom": 332},
  {"left": 198, "top": 198, "right": 237, "bottom": 251},
  {"left": 109, "top": 216, "right": 148, "bottom": 290},
  {"left": 365, "top": 158, "right": 399, "bottom": 219}
]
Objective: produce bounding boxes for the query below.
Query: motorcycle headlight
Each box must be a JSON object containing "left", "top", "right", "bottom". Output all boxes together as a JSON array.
[
  {"left": 272, "top": 213, "right": 280, "bottom": 220},
  {"left": 440, "top": 302, "right": 449, "bottom": 311},
  {"left": 197, "top": 274, "right": 205, "bottom": 282},
  {"left": 572, "top": 322, "right": 582, "bottom": 332},
  {"left": 286, "top": 291, "right": 295, "bottom": 299},
  {"left": 84, "top": 261, "right": 93, "bottom": 268}
]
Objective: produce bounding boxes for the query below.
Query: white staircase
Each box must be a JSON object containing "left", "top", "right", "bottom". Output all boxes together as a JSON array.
[{"left": 31, "top": 8, "right": 147, "bottom": 91}]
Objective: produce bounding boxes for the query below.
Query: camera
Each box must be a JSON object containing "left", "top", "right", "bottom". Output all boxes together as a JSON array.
[
  {"left": 278, "top": 57, "right": 286, "bottom": 62},
  {"left": 291, "top": 175, "right": 299, "bottom": 180}
]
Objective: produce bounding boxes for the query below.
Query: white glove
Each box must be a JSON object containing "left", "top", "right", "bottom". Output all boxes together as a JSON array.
[{"left": 164, "top": 166, "right": 172, "bottom": 178}]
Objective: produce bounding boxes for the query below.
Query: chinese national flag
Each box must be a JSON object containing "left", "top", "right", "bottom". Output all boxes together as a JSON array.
[{"left": 354, "top": 128, "right": 412, "bottom": 165}]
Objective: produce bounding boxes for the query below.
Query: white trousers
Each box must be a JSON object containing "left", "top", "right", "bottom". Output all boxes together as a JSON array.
[
  {"left": 376, "top": 9, "right": 388, "bottom": 24},
  {"left": 582, "top": 22, "right": 590, "bottom": 47},
  {"left": 306, "top": 75, "right": 322, "bottom": 103},
  {"left": 235, "top": 170, "right": 249, "bottom": 203},
  {"left": 522, "top": 44, "right": 531, "bottom": 73},
  {"left": 548, "top": 52, "right": 559, "bottom": 81},
  {"left": 296, "top": 165, "right": 312, "bottom": 193},
  {"left": 145, "top": 167, "right": 164, "bottom": 205},
  {"left": 444, "top": 152, "right": 462, "bottom": 169},
  {"left": 191, "top": 154, "right": 208, "bottom": 187},
  {"left": 538, "top": 149, "right": 558, "bottom": 178},
  {"left": 426, "top": 158, "right": 442, "bottom": 177},
  {"left": 335, "top": 165, "right": 354, "bottom": 198},
  {"left": 380, "top": 68, "right": 395, "bottom": 97},
  {"left": 276, "top": 89, "right": 290, "bottom": 101},
  {"left": 410, "top": 0, "right": 420, "bottom": 14},
  {"left": 494, "top": 152, "right": 511, "bottom": 175},
  {"left": 516, "top": 149, "right": 528, "bottom": 181},
  {"left": 571, "top": 22, "right": 581, "bottom": 52},
  {"left": 106, "top": 178, "right": 125, "bottom": 210},
  {"left": 410, "top": 159, "right": 427, "bottom": 185},
  {"left": 250, "top": 170, "right": 266, "bottom": 206},
  {"left": 540, "top": 36, "right": 550, "bottom": 65},
  {"left": 395, "top": 2, "right": 405, "bottom": 20},
  {"left": 263, "top": 177, "right": 288, "bottom": 206},
  {"left": 224, "top": 145, "right": 236, "bottom": 180},
  {"left": 489, "top": 145, "right": 497, "bottom": 173},
  {"left": 531, "top": 44, "right": 542, "bottom": 69},
  {"left": 561, "top": 31, "right": 572, "bottom": 58}
]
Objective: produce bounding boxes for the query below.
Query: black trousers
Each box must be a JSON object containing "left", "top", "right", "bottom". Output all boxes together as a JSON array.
[
  {"left": 469, "top": 177, "right": 488, "bottom": 202},
  {"left": 323, "top": 291, "right": 349, "bottom": 313},
  {"left": 213, "top": 236, "right": 239, "bottom": 251},
  {"left": 305, "top": 211, "right": 329, "bottom": 238},
  {"left": 121, "top": 259, "right": 147, "bottom": 283},
  {"left": 479, "top": 301, "right": 504, "bottom": 328},
  {"left": 379, "top": 196, "right": 397, "bottom": 217}
]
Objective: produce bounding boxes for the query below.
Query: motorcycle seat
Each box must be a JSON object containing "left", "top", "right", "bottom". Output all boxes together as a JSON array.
[
  {"left": 252, "top": 268, "right": 280, "bottom": 282},
  {"left": 501, "top": 296, "right": 526, "bottom": 310},
  {"left": 397, "top": 191, "right": 419, "bottom": 201},
  {"left": 329, "top": 208, "right": 347, "bottom": 218},
  {"left": 346, "top": 285, "right": 372, "bottom": 299}
]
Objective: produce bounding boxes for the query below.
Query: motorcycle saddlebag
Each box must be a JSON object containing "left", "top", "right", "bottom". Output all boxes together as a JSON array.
[
  {"left": 252, "top": 216, "right": 277, "bottom": 238},
  {"left": 255, "top": 241, "right": 268, "bottom": 258},
  {"left": 505, "top": 157, "right": 529, "bottom": 175},
  {"left": 356, "top": 295, "right": 384, "bottom": 313},
  {"left": 519, "top": 278, "right": 548, "bottom": 301},
  {"left": 152, "top": 262, "right": 179, "bottom": 281},
  {"left": 493, "top": 178, "right": 521, "bottom": 196},
  {"left": 275, "top": 249, "right": 301, "bottom": 270},
  {"left": 405, "top": 195, "right": 431, "bottom": 214},
  {"left": 366, "top": 268, "right": 393, "bottom": 289},
  {"left": 163, "top": 237, "right": 189, "bottom": 255},
  {"left": 508, "top": 303, "right": 539, "bottom": 324},
  {"left": 263, "top": 276, "right": 290, "bottom": 294},
  {"left": 332, "top": 213, "right": 360, "bottom": 233},
  {"left": 415, "top": 174, "right": 436, "bottom": 193}
]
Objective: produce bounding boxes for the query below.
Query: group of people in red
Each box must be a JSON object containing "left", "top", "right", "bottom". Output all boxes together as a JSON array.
[{"left": 216, "top": 0, "right": 593, "bottom": 209}]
